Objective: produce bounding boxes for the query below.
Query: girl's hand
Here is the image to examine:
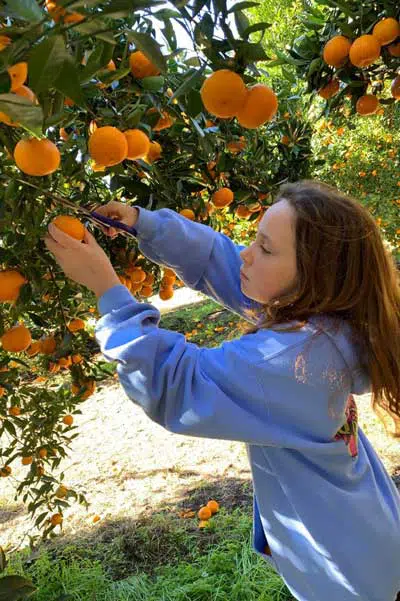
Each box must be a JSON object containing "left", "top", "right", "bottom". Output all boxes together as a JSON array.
[
  {"left": 93, "top": 200, "right": 139, "bottom": 239},
  {"left": 44, "top": 223, "right": 121, "bottom": 298}
]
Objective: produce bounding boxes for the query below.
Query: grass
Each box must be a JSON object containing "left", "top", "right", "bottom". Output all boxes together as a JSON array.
[
  {"left": 6, "top": 509, "right": 292, "bottom": 601},
  {"left": 3, "top": 298, "right": 296, "bottom": 601}
]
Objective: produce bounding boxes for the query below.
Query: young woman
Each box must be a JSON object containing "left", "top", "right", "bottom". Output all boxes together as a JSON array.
[{"left": 44, "top": 179, "right": 400, "bottom": 601}]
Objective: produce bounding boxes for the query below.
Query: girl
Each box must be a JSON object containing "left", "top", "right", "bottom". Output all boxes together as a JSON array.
[{"left": 44, "top": 179, "right": 400, "bottom": 601}]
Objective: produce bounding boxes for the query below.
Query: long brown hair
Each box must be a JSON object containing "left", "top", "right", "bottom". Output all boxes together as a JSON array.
[{"left": 242, "top": 179, "right": 400, "bottom": 438}]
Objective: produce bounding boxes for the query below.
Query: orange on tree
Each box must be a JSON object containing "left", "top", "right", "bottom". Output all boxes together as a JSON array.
[
  {"left": 0, "top": 466, "right": 12, "bottom": 477},
  {"left": 14, "top": 85, "right": 37, "bottom": 103},
  {"left": 391, "top": 75, "right": 400, "bottom": 99},
  {"left": 0, "top": 270, "right": 26, "bottom": 302},
  {"left": 130, "top": 268, "right": 147, "bottom": 283},
  {"left": 140, "top": 285, "right": 153, "bottom": 297},
  {"left": 198, "top": 506, "right": 212, "bottom": 520},
  {"left": 107, "top": 59, "right": 116, "bottom": 71},
  {"left": 281, "top": 135, "right": 290, "bottom": 145},
  {"left": 63, "top": 415, "right": 74, "bottom": 426},
  {"left": 1, "top": 323, "right": 32, "bottom": 352},
  {"left": 59, "top": 127, "right": 69, "bottom": 141},
  {"left": 71, "top": 379, "right": 96, "bottom": 399},
  {"left": 52, "top": 215, "right": 85, "bottom": 241},
  {"left": 349, "top": 35, "right": 381, "bottom": 68},
  {"left": 55, "top": 485, "right": 68, "bottom": 498},
  {"left": 14, "top": 137, "right": 61, "bottom": 176},
  {"left": 124, "top": 129, "right": 150, "bottom": 160},
  {"left": 0, "top": 35, "right": 11, "bottom": 51},
  {"left": 7, "top": 62, "right": 28, "bottom": 91},
  {"left": 58, "top": 356, "right": 72, "bottom": 368},
  {"left": 235, "top": 84, "right": 278, "bottom": 129},
  {"left": 388, "top": 41, "right": 400, "bottom": 57},
  {"left": 21, "top": 456, "right": 33, "bottom": 465},
  {"left": 146, "top": 140, "right": 162, "bottom": 162},
  {"left": 143, "top": 273, "right": 155, "bottom": 285},
  {"left": 159, "top": 286, "right": 174, "bottom": 300},
  {"left": 26, "top": 340, "right": 42, "bottom": 357},
  {"left": 356, "top": 94, "right": 379, "bottom": 115},
  {"left": 0, "top": 387, "right": 6, "bottom": 397},
  {"left": 38, "top": 448, "right": 47, "bottom": 459},
  {"left": 206, "top": 499, "right": 219, "bottom": 514},
  {"left": 322, "top": 35, "right": 352, "bottom": 67},
  {"left": 40, "top": 335, "right": 56, "bottom": 355},
  {"left": 372, "top": 17, "right": 400, "bottom": 46},
  {"left": 179, "top": 208, "right": 195, "bottom": 220},
  {"left": 226, "top": 137, "right": 246, "bottom": 153},
  {"left": 211, "top": 187, "right": 234, "bottom": 208},
  {"left": 200, "top": 69, "right": 248, "bottom": 118},
  {"left": 8, "top": 406, "right": 21, "bottom": 417},
  {"left": 71, "top": 353, "right": 83, "bottom": 364},
  {"left": 147, "top": 108, "right": 174, "bottom": 131},
  {"left": 50, "top": 513, "right": 63, "bottom": 526},
  {"left": 161, "top": 275, "right": 176, "bottom": 286},
  {"left": 318, "top": 79, "right": 340, "bottom": 99},
  {"left": 67, "top": 318, "right": 85, "bottom": 332},
  {"left": 88, "top": 126, "right": 128, "bottom": 167},
  {"left": 235, "top": 205, "right": 252, "bottom": 219},
  {"left": 129, "top": 50, "right": 160, "bottom": 78},
  {"left": 63, "top": 12, "right": 85, "bottom": 24}
]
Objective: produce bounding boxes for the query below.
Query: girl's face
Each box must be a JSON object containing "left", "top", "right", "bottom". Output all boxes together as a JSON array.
[{"left": 239, "top": 199, "right": 298, "bottom": 304}]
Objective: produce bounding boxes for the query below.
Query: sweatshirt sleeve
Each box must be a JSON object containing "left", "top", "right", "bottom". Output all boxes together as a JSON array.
[
  {"left": 133, "top": 207, "right": 262, "bottom": 324},
  {"left": 95, "top": 286, "right": 340, "bottom": 446}
]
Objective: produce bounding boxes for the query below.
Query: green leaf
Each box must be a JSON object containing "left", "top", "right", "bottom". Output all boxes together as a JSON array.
[
  {"left": 168, "top": 67, "right": 205, "bottom": 102},
  {"left": 194, "top": 13, "right": 214, "bottom": 47},
  {"left": 54, "top": 57, "right": 88, "bottom": 109},
  {"left": 242, "top": 22, "right": 272, "bottom": 39},
  {"left": 0, "top": 94, "right": 43, "bottom": 135},
  {"left": 235, "top": 11, "right": 250, "bottom": 37},
  {"left": 128, "top": 31, "right": 167, "bottom": 73},
  {"left": 186, "top": 88, "right": 203, "bottom": 117},
  {"left": 28, "top": 35, "right": 67, "bottom": 95},
  {"left": 1, "top": 0, "right": 44, "bottom": 22},
  {"left": 153, "top": 8, "right": 181, "bottom": 19},
  {"left": 162, "top": 19, "right": 177, "bottom": 52},
  {"left": 0, "top": 574, "right": 36, "bottom": 601},
  {"left": 140, "top": 75, "right": 164, "bottom": 91},
  {"left": 73, "top": 19, "right": 117, "bottom": 45},
  {"left": 0, "top": 71, "right": 11, "bottom": 94},
  {"left": 235, "top": 41, "right": 269, "bottom": 62},
  {"left": 227, "top": 1, "right": 259, "bottom": 12},
  {"left": 3, "top": 420, "right": 16, "bottom": 437},
  {"left": 79, "top": 42, "right": 115, "bottom": 83}
]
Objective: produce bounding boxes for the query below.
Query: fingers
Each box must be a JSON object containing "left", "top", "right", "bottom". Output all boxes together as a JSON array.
[{"left": 93, "top": 200, "right": 122, "bottom": 218}]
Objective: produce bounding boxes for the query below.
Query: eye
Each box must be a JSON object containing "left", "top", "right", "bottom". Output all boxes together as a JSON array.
[{"left": 261, "top": 247, "right": 271, "bottom": 254}]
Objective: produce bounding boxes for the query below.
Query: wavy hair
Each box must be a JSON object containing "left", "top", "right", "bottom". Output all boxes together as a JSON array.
[{"left": 242, "top": 179, "right": 400, "bottom": 438}]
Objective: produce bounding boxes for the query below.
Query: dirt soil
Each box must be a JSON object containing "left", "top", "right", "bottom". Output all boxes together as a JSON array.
[{"left": 1, "top": 289, "right": 399, "bottom": 555}]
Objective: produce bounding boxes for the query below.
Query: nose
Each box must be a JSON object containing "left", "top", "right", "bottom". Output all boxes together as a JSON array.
[{"left": 240, "top": 244, "right": 253, "bottom": 265}]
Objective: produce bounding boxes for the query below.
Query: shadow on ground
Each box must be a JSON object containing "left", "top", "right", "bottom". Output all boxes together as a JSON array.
[{"left": 18, "top": 474, "right": 254, "bottom": 582}]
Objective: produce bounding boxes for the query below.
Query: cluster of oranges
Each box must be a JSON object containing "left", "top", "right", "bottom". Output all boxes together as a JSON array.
[
  {"left": 200, "top": 69, "right": 278, "bottom": 129},
  {"left": 320, "top": 17, "right": 400, "bottom": 114},
  {"left": 178, "top": 499, "right": 220, "bottom": 528},
  {"left": 44, "top": 0, "right": 85, "bottom": 25}
]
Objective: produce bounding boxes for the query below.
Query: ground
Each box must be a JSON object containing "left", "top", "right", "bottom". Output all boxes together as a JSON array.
[{"left": 1, "top": 287, "right": 399, "bottom": 559}]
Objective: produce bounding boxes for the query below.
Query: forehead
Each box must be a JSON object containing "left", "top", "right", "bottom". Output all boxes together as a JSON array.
[{"left": 258, "top": 199, "right": 296, "bottom": 246}]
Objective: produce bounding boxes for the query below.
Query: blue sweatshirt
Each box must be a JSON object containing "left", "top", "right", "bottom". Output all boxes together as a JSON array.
[{"left": 95, "top": 207, "right": 400, "bottom": 601}]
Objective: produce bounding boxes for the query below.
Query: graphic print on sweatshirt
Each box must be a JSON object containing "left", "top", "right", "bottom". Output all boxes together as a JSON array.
[{"left": 334, "top": 393, "right": 359, "bottom": 458}]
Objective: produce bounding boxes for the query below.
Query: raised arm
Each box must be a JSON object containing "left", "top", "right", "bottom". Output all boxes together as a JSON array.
[{"left": 134, "top": 207, "right": 263, "bottom": 323}]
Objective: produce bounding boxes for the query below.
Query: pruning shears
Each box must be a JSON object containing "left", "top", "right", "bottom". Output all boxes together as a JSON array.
[{"left": 14, "top": 179, "right": 138, "bottom": 238}]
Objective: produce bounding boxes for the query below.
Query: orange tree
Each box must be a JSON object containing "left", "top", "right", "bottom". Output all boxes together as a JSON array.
[
  {"left": 0, "top": 0, "right": 317, "bottom": 553},
  {"left": 265, "top": 0, "right": 399, "bottom": 259}
]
